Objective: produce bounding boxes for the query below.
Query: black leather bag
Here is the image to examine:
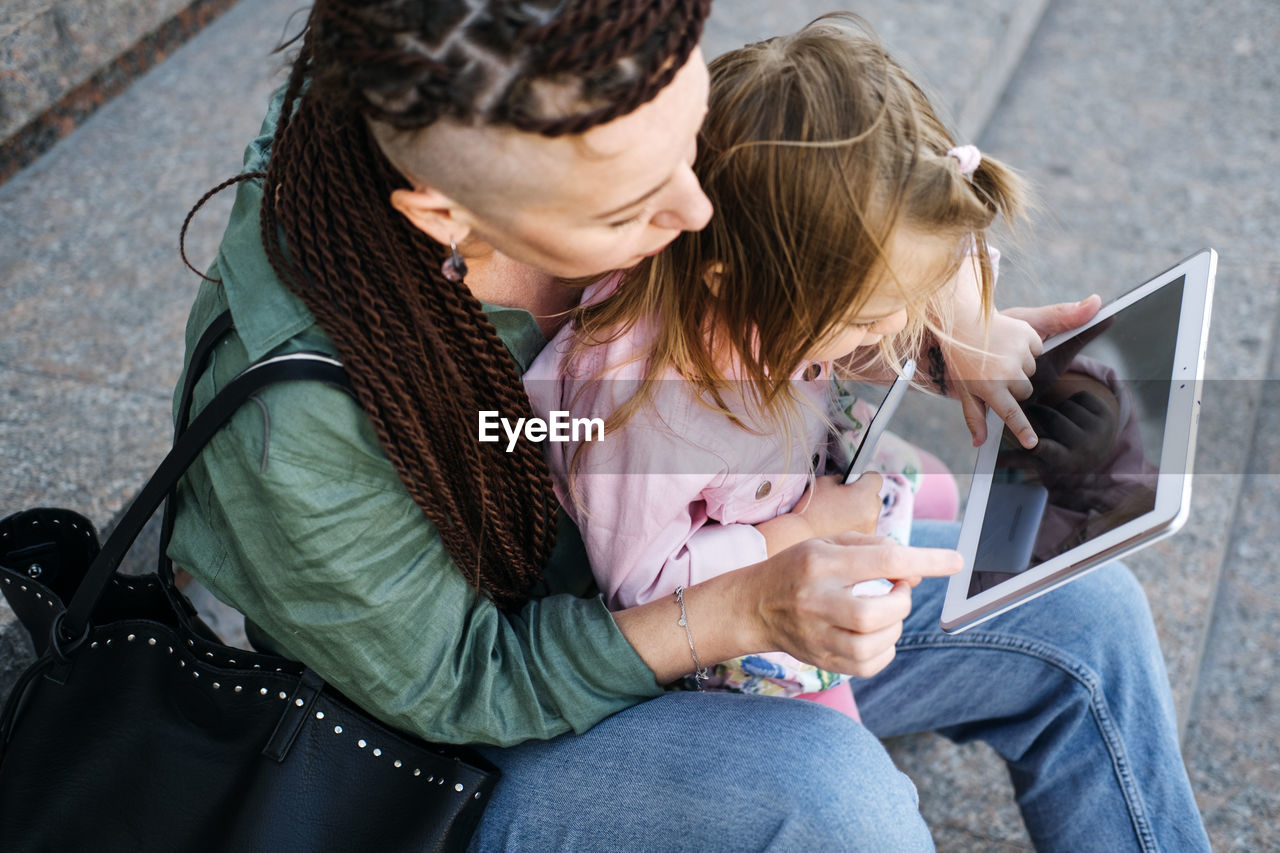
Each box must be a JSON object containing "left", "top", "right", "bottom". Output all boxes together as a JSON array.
[{"left": 0, "top": 315, "right": 498, "bottom": 852}]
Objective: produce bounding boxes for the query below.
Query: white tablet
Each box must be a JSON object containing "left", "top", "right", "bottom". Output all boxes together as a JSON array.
[{"left": 941, "top": 249, "right": 1217, "bottom": 633}]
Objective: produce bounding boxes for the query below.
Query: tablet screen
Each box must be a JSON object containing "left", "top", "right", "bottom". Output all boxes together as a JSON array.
[{"left": 967, "top": 275, "right": 1186, "bottom": 597}]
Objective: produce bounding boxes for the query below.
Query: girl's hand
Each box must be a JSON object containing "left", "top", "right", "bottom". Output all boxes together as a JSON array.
[
  {"left": 945, "top": 296, "right": 1103, "bottom": 448},
  {"left": 755, "top": 473, "right": 883, "bottom": 557},
  {"left": 945, "top": 311, "right": 1044, "bottom": 448}
]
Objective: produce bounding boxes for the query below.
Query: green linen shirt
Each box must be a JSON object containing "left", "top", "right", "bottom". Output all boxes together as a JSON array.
[{"left": 168, "top": 98, "right": 662, "bottom": 747}]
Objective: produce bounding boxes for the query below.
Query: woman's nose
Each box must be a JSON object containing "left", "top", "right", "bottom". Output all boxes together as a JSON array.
[{"left": 648, "top": 165, "right": 713, "bottom": 232}]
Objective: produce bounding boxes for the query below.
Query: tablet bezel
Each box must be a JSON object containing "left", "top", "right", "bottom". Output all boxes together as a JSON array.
[
  {"left": 843, "top": 359, "right": 916, "bottom": 483},
  {"left": 941, "top": 248, "right": 1217, "bottom": 634}
]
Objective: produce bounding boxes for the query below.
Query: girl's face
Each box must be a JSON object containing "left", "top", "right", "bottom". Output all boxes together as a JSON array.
[
  {"left": 807, "top": 303, "right": 910, "bottom": 362},
  {"left": 401, "top": 49, "right": 714, "bottom": 280},
  {"left": 807, "top": 228, "right": 960, "bottom": 362}
]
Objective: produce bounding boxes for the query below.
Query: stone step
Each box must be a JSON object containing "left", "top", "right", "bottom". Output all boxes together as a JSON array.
[
  {"left": 0, "top": 0, "right": 298, "bottom": 691},
  {"left": 982, "top": 0, "right": 1278, "bottom": 754},
  {"left": 1182, "top": 304, "right": 1280, "bottom": 848},
  {"left": 0, "top": 0, "right": 241, "bottom": 182},
  {"left": 704, "top": 0, "right": 1048, "bottom": 146},
  {"left": 909, "top": 0, "right": 1280, "bottom": 849}
]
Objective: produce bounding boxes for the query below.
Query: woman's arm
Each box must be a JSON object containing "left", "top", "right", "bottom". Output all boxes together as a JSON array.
[{"left": 615, "top": 528, "right": 962, "bottom": 683}]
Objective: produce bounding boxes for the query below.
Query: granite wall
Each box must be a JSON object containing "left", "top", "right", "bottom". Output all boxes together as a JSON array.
[{"left": 0, "top": 0, "right": 238, "bottom": 182}]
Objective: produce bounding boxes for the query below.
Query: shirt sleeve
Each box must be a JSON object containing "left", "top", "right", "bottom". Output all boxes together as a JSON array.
[
  {"left": 169, "top": 326, "right": 662, "bottom": 748},
  {"left": 679, "top": 523, "right": 770, "bottom": 593}
]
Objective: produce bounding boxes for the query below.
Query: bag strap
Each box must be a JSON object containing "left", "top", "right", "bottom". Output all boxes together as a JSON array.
[
  {"left": 156, "top": 309, "right": 234, "bottom": 585},
  {"left": 176, "top": 309, "right": 236, "bottom": 440},
  {"left": 57, "top": 332, "right": 350, "bottom": 650}
]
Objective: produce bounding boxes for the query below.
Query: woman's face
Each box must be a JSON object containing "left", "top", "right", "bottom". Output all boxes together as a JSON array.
[{"left": 404, "top": 49, "right": 714, "bottom": 279}]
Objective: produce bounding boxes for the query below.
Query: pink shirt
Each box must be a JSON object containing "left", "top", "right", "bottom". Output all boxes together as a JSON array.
[{"left": 523, "top": 276, "right": 830, "bottom": 611}]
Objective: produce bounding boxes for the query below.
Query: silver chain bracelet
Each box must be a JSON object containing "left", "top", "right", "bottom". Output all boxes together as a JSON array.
[{"left": 674, "top": 586, "right": 710, "bottom": 689}]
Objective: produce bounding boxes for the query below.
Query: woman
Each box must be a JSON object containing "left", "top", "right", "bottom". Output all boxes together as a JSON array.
[{"left": 172, "top": 1, "right": 1209, "bottom": 849}]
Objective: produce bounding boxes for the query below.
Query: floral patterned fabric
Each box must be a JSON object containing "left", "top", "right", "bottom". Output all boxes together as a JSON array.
[{"left": 690, "top": 378, "right": 925, "bottom": 697}]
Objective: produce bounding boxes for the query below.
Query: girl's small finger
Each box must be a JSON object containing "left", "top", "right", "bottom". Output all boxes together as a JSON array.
[
  {"left": 995, "top": 396, "right": 1037, "bottom": 448},
  {"left": 960, "top": 391, "right": 988, "bottom": 446},
  {"left": 1010, "top": 375, "right": 1034, "bottom": 401},
  {"left": 1022, "top": 350, "right": 1038, "bottom": 380}
]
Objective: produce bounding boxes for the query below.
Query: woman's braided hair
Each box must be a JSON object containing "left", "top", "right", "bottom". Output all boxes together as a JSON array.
[{"left": 258, "top": 0, "right": 711, "bottom": 611}]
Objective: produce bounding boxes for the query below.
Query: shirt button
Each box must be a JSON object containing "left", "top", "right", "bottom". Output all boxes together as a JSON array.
[
  {"left": 755, "top": 481, "right": 773, "bottom": 500},
  {"left": 803, "top": 363, "right": 823, "bottom": 381}
]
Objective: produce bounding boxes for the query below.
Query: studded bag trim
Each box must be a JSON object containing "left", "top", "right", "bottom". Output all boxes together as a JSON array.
[{"left": 0, "top": 311, "right": 498, "bottom": 852}]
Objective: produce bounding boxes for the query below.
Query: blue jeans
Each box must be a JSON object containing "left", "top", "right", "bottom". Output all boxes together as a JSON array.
[{"left": 470, "top": 522, "right": 1210, "bottom": 852}]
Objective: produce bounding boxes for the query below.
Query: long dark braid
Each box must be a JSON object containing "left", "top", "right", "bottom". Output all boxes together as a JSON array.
[{"left": 252, "top": 1, "right": 711, "bottom": 610}]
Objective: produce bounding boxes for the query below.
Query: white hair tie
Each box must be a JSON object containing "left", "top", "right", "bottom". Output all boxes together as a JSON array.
[{"left": 947, "top": 144, "right": 982, "bottom": 176}]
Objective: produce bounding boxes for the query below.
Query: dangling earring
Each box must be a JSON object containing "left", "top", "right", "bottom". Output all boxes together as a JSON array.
[{"left": 441, "top": 240, "right": 468, "bottom": 283}]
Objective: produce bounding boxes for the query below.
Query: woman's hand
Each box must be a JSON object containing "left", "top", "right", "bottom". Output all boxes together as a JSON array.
[
  {"left": 613, "top": 528, "right": 962, "bottom": 684},
  {"left": 754, "top": 472, "right": 883, "bottom": 556},
  {"left": 741, "top": 531, "right": 962, "bottom": 677}
]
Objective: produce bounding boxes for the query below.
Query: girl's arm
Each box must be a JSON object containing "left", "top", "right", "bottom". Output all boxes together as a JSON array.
[
  {"left": 754, "top": 473, "right": 886, "bottom": 556},
  {"left": 943, "top": 293, "right": 1103, "bottom": 448},
  {"left": 836, "top": 294, "right": 1102, "bottom": 445},
  {"left": 529, "top": 335, "right": 791, "bottom": 611},
  {"left": 932, "top": 253, "right": 1043, "bottom": 448}
]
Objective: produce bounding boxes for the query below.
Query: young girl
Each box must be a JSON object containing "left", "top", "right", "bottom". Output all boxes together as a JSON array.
[{"left": 523, "top": 17, "right": 1044, "bottom": 716}]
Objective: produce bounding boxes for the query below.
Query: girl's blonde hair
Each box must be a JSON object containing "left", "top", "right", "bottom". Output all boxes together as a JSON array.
[{"left": 570, "top": 14, "right": 1027, "bottom": 445}]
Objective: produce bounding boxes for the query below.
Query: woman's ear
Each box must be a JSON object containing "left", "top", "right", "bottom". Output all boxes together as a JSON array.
[
  {"left": 388, "top": 185, "right": 473, "bottom": 247},
  {"left": 700, "top": 261, "right": 725, "bottom": 296}
]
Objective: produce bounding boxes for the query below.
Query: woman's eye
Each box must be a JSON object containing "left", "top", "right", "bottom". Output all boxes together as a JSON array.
[{"left": 608, "top": 209, "right": 647, "bottom": 229}]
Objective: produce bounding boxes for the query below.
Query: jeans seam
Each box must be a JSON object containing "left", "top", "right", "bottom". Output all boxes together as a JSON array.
[{"left": 895, "top": 631, "right": 1158, "bottom": 852}]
